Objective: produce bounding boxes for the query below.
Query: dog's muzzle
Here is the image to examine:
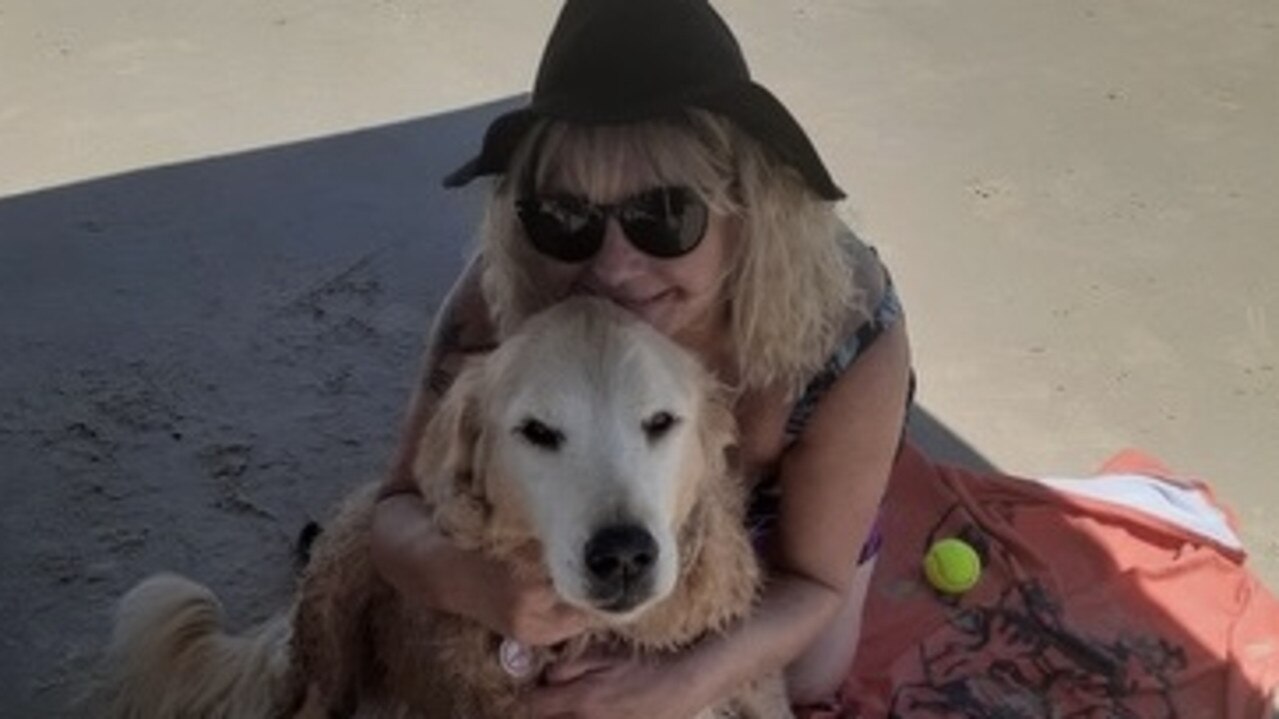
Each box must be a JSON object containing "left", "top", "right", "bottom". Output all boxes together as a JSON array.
[{"left": 583, "top": 524, "right": 659, "bottom": 613}]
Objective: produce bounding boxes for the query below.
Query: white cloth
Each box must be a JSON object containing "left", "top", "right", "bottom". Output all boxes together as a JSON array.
[{"left": 1036, "top": 473, "right": 1242, "bottom": 551}]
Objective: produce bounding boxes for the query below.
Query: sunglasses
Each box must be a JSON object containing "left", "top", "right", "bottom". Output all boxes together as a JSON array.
[{"left": 515, "top": 186, "right": 710, "bottom": 263}]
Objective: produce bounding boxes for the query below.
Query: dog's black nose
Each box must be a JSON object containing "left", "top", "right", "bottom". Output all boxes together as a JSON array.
[{"left": 584, "top": 524, "right": 658, "bottom": 588}]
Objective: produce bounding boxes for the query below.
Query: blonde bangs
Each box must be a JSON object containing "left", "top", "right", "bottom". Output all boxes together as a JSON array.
[{"left": 529, "top": 116, "right": 737, "bottom": 214}]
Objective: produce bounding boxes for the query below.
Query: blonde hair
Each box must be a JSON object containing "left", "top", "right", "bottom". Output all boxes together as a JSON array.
[{"left": 478, "top": 111, "right": 862, "bottom": 395}]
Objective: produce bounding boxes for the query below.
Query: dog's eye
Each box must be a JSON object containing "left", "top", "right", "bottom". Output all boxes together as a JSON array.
[
  {"left": 642, "top": 411, "right": 679, "bottom": 441},
  {"left": 516, "top": 418, "right": 564, "bottom": 450}
]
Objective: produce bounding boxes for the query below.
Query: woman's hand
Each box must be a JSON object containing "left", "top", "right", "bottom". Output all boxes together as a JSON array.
[
  {"left": 473, "top": 543, "right": 595, "bottom": 647},
  {"left": 369, "top": 493, "right": 592, "bottom": 647},
  {"left": 527, "top": 643, "right": 711, "bottom": 719}
]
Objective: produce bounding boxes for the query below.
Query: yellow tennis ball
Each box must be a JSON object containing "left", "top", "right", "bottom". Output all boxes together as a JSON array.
[{"left": 923, "top": 538, "right": 982, "bottom": 594}]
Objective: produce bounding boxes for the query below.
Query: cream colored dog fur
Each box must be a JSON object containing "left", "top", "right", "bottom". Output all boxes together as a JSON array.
[{"left": 103, "top": 297, "right": 790, "bottom": 718}]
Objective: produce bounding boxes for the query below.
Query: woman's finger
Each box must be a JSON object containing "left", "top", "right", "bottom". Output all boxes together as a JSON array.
[
  {"left": 527, "top": 681, "right": 592, "bottom": 719},
  {"left": 507, "top": 593, "right": 593, "bottom": 646},
  {"left": 543, "top": 651, "right": 616, "bottom": 684}
]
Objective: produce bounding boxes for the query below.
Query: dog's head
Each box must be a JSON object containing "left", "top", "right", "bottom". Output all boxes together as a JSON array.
[{"left": 413, "top": 296, "right": 736, "bottom": 622}]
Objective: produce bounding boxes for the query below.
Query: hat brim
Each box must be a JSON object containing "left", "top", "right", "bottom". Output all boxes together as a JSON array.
[
  {"left": 441, "top": 108, "right": 541, "bottom": 188},
  {"left": 442, "top": 82, "right": 844, "bottom": 201},
  {"left": 697, "top": 82, "right": 844, "bottom": 200}
]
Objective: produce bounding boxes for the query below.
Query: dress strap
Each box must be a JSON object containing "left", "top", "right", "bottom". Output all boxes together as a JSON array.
[{"left": 784, "top": 277, "right": 905, "bottom": 439}]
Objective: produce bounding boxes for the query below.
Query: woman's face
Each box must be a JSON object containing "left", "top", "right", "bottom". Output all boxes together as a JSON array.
[{"left": 524, "top": 168, "right": 737, "bottom": 345}]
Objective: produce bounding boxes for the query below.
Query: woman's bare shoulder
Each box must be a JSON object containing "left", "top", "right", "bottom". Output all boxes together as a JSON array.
[{"left": 442, "top": 254, "right": 499, "bottom": 353}]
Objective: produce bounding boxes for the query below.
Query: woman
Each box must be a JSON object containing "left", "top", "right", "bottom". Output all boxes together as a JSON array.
[{"left": 372, "top": 0, "right": 912, "bottom": 715}]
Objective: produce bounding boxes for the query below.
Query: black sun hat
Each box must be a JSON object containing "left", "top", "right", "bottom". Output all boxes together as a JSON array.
[{"left": 443, "top": 0, "right": 845, "bottom": 200}]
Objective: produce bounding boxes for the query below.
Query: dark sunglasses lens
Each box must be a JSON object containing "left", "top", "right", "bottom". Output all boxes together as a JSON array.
[
  {"left": 619, "top": 188, "right": 709, "bottom": 258},
  {"left": 516, "top": 197, "right": 603, "bottom": 262}
]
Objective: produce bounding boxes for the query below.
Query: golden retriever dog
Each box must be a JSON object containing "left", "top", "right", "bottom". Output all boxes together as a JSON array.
[{"left": 103, "top": 297, "right": 790, "bottom": 718}]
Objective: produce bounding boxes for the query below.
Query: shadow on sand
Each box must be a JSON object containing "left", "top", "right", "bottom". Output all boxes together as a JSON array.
[{"left": 2, "top": 97, "right": 1267, "bottom": 717}]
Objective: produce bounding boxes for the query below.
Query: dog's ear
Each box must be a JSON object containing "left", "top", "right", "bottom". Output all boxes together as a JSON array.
[
  {"left": 668, "top": 372, "right": 739, "bottom": 530},
  {"left": 677, "top": 382, "right": 761, "bottom": 627},
  {"left": 696, "top": 383, "right": 738, "bottom": 481},
  {"left": 412, "top": 362, "right": 490, "bottom": 548},
  {"left": 673, "top": 450, "right": 761, "bottom": 633}
]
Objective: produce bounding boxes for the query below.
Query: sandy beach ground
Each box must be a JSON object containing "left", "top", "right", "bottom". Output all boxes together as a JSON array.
[{"left": 1, "top": 1, "right": 1276, "bottom": 716}]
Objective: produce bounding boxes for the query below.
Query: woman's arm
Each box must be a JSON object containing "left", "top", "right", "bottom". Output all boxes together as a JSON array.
[
  {"left": 371, "top": 493, "right": 591, "bottom": 645},
  {"left": 531, "top": 319, "right": 913, "bottom": 717},
  {"left": 689, "top": 319, "right": 912, "bottom": 702},
  {"left": 370, "top": 252, "right": 490, "bottom": 609},
  {"left": 368, "top": 256, "right": 592, "bottom": 644},
  {"left": 380, "top": 254, "right": 495, "bottom": 498}
]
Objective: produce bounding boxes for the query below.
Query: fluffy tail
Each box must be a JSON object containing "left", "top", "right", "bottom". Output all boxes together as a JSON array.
[{"left": 102, "top": 573, "right": 293, "bottom": 719}]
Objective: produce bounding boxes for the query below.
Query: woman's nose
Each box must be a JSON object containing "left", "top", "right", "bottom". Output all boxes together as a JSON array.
[{"left": 587, "top": 217, "right": 643, "bottom": 286}]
